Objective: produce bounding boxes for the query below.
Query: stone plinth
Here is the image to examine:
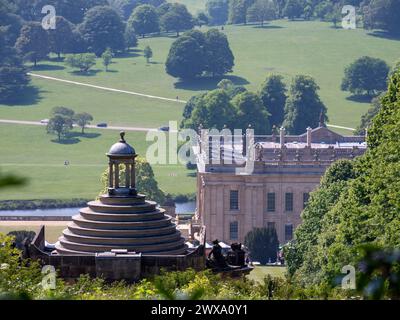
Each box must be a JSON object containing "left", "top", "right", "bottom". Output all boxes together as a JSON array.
[
  {"left": 55, "top": 194, "right": 187, "bottom": 255},
  {"left": 95, "top": 252, "right": 142, "bottom": 281}
]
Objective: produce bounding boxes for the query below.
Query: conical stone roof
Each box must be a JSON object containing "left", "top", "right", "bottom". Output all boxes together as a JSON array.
[{"left": 55, "top": 194, "right": 187, "bottom": 255}]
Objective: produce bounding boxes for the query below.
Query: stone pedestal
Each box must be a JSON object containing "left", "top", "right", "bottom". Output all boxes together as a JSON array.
[{"left": 95, "top": 252, "right": 142, "bottom": 282}]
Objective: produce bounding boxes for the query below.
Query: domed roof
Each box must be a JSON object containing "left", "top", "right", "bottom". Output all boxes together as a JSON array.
[{"left": 107, "top": 132, "right": 136, "bottom": 156}]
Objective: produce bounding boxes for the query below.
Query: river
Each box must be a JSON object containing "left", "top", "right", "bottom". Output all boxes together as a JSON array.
[{"left": 0, "top": 201, "right": 196, "bottom": 216}]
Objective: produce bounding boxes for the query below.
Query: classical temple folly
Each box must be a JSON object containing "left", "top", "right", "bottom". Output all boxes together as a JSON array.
[
  {"left": 29, "top": 132, "right": 205, "bottom": 281},
  {"left": 55, "top": 132, "right": 187, "bottom": 256}
]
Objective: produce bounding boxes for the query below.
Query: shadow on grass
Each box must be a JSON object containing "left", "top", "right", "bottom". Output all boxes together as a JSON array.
[
  {"left": 367, "top": 31, "right": 400, "bottom": 41},
  {"left": 187, "top": 172, "right": 197, "bottom": 178},
  {"left": 252, "top": 24, "right": 284, "bottom": 29},
  {"left": 174, "top": 75, "right": 250, "bottom": 91},
  {"left": 0, "top": 86, "right": 43, "bottom": 106},
  {"left": 32, "top": 64, "right": 65, "bottom": 71},
  {"left": 70, "top": 69, "right": 102, "bottom": 77},
  {"left": 346, "top": 94, "right": 374, "bottom": 103},
  {"left": 51, "top": 137, "right": 80, "bottom": 144},
  {"left": 68, "top": 132, "right": 102, "bottom": 139},
  {"left": 117, "top": 50, "right": 142, "bottom": 59}
]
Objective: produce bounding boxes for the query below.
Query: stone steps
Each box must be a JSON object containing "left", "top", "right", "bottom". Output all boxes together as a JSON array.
[
  {"left": 79, "top": 207, "right": 165, "bottom": 222},
  {"left": 99, "top": 194, "right": 146, "bottom": 206},
  {"left": 56, "top": 237, "right": 187, "bottom": 254},
  {"left": 67, "top": 222, "right": 178, "bottom": 238},
  {"left": 88, "top": 200, "right": 157, "bottom": 214},
  {"left": 72, "top": 214, "right": 172, "bottom": 230},
  {"left": 62, "top": 229, "right": 182, "bottom": 245}
]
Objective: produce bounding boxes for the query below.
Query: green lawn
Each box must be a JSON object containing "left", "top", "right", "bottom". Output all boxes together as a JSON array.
[
  {"left": 0, "top": 124, "right": 196, "bottom": 201},
  {"left": 1, "top": 20, "right": 399, "bottom": 200},
  {"left": 247, "top": 266, "right": 287, "bottom": 283},
  {"left": 0, "top": 224, "right": 67, "bottom": 243}
]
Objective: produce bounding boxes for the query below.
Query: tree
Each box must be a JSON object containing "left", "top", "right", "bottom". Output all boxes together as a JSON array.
[
  {"left": 15, "top": 22, "right": 50, "bottom": 67},
  {"left": 206, "top": 0, "right": 229, "bottom": 25},
  {"left": 124, "top": 26, "right": 138, "bottom": 48},
  {"left": 244, "top": 227, "right": 279, "bottom": 265},
  {"left": 204, "top": 29, "right": 235, "bottom": 77},
  {"left": 79, "top": 6, "right": 126, "bottom": 56},
  {"left": 232, "top": 91, "right": 271, "bottom": 134},
  {"left": 65, "top": 53, "right": 97, "bottom": 73},
  {"left": 100, "top": 157, "right": 165, "bottom": 204},
  {"left": 259, "top": 74, "right": 287, "bottom": 127},
  {"left": 228, "top": 0, "right": 256, "bottom": 25},
  {"left": 0, "top": 28, "right": 30, "bottom": 103},
  {"left": 181, "top": 89, "right": 236, "bottom": 131},
  {"left": 51, "top": 106, "right": 75, "bottom": 118},
  {"left": 127, "top": 4, "right": 159, "bottom": 38},
  {"left": 341, "top": 56, "right": 390, "bottom": 97},
  {"left": 247, "top": 0, "right": 276, "bottom": 26},
  {"left": 0, "top": 12, "right": 23, "bottom": 47},
  {"left": 285, "top": 159, "right": 356, "bottom": 277},
  {"left": 74, "top": 112, "right": 94, "bottom": 134},
  {"left": 363, "top": 0, "right": 400, "bottom": 35},
  {"left": 165, "top": 36, "right": 204, "bottom": 80},
  {"left": 283, "top": 75, "right": 327, "bottom": 134},
  {"left": 47, "top": 114, "right": 73, "bottom": 141},
  {"left": 195, "top": 12, "right": 209, "bottom": 27},
  {"left": 354, "top": 94, "right": 383, "bottom": 135},
  {"left": 160, "top": 3, "right": 194, "bottom": 36},
  {"left": 143, "top": 45, "right": 153, "bottom": 63},
  {"left": 283, "top": 0, "right": 304, "bottom": 20},
  {"left": 101, "top": 48, "right": 113, "bottom": 71},
  {"left": 48, "top": 16, "right": 75, "bottom": 59}
]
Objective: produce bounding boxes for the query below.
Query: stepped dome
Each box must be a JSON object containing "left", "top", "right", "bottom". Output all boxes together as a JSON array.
[{"left": 55, "top": 133, "right": 186, "bottom": 256}]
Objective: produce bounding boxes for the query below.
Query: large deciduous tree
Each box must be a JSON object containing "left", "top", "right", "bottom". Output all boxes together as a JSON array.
[
  {"left": 232, "top": 91, "right": 270, "bottom": 134},
  {"left": 165, "top": 35, "right": 205, "bottom": 80},
  {"left": 79, "top": 6, "right": 126, "bottom": 56},
  {"left": 283, "top": 75, "right": 327, "bottom": 134},
  {"left": 160, "top": 3, "right": 194, "bottom": 36},
  {"left": 15, "top": 22, "right": 50, "bottom": 67},
  {"left": 127, "top": 4, "right": 160, "bottom": 38},
  {"left": 259, "top": 74, "right": 287, "bottom": 127},
  {"left": 48, "top": 16, "right": 75, "bottom": 59},
  {"left": 228, "top": 0, "right": 256, "bottom": 25},
  {"left": 341, "top": 56, "right": 390, "bottom": 97},
  {"left": 244, "top": 227, "right": 279, "bottom": 265},
  {"left": 204, "top": 29, "right": 234, "bottom": 77},
  {"left": 363, "top": 0, "right": 400, "bottom": 35},
  {"left": 246, "top": 0, "right": 276, "bottom": 26},
  {"left": 0, "top": 28, "right": 30, "bottom": 103},
  {"left": 283, "top": 0, "right": 304, "bottom": 20},
  {"left": 206, "top": 0, "right": 229, "bottom": 25}
]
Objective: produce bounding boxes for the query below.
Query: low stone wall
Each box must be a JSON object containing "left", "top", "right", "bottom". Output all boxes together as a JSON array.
[{"left": 29, "top": 225, "right": 205, "bottom": 282}]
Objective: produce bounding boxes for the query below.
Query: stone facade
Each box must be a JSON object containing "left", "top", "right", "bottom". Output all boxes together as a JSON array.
[{"left": 195, "top": 126, "right": 367, "bottom": 244}]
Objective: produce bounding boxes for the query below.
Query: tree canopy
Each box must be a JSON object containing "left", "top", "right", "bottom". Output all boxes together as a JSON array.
[
  {"left": 341, "top": 56, "right": 390, "bottom": 97},
  {"left": 282, "top": 75, "right": 327, "bottom": 134},
  {"left": 79, "top": 5, "right": 126, "bottom": 56},
  {"left": 244, "top": 227, "right": 279, "bottom": 264},
  {"left": 128, "top": 4, "right": 160, "bottom": 38}
]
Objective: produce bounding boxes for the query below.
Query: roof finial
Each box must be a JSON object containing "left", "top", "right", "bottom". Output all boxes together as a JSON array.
[{"left": 120, "top": 131, "right": 126, "bottom": 143}]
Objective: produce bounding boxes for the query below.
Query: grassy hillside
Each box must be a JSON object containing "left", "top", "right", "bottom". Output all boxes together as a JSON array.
[
  {"left": 1, "top": 20, "right": 399, "bottom": 201},
  {"left": 0, "top": 124, "right": 196, "bottom": 201},
  {"left": 169, "top": 0, "right": 207, "bottom": 13}
]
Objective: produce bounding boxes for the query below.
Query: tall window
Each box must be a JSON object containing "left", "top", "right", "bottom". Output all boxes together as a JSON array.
[
  {"left": 230, "top": 221, "right": 238, "bottom": 240},
  {"left": 285, "top": 224, "right": 293, "bottom": 241},
  {"left": 267, "top": 222, "right": 276, "bottom": 230},
  {"left": 285, "top": 193, "right": 293, "bottom": 212},
  {"left": 267, "top": 193, "right": 276, "bottom": 212},
  {"left": 230, "top": 190, "right": 239, "bottom": 210},
  {"left": 303, "top": 192, "right": 310, "bottom": 209}
]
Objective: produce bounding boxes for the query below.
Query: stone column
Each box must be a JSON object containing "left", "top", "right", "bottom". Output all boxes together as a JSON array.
[
  {"left": 130, "top": 161, "right": 135, "bottom": 189},
  {"left": 280, "top": 127, "right": 285, "bottom": 148},
  {"left": 125, "top": 164, "right": 130, "bottom": 188},
  {"left": 306, "top": 127, "right": 312, "bottom": 147},
  {"left": 109, "top": 162, "right": 114, "bottom": 189},
  {"left": 114, "top": 163, "right": 119, "bottom": 188}
]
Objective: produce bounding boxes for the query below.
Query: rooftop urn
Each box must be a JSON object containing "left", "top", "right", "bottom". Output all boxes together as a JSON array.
[{"left": 106, "top": 131, "right": 137, "bottom": 196}]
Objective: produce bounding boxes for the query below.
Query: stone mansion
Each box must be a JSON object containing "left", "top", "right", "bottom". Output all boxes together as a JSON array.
[{"left": 194, "top": 124, "right": 367, "bottom": 244}]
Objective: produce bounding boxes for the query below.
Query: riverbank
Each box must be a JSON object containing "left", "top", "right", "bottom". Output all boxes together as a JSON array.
[
  {"left": 0, "top": 199, "right": 89, "bottom": 211},
  {"left": 0, "top": 194, "right": 196, "bottom": 211}
]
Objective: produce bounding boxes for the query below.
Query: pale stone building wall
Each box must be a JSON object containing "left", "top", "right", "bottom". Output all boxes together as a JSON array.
[{"left": 195, "top": 126, "right": 367, "bottom": 244}]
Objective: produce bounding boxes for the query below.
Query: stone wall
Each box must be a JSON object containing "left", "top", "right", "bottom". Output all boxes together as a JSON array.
[{"left": 29, "top": 226, "right": 205, "bottom": 282}]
